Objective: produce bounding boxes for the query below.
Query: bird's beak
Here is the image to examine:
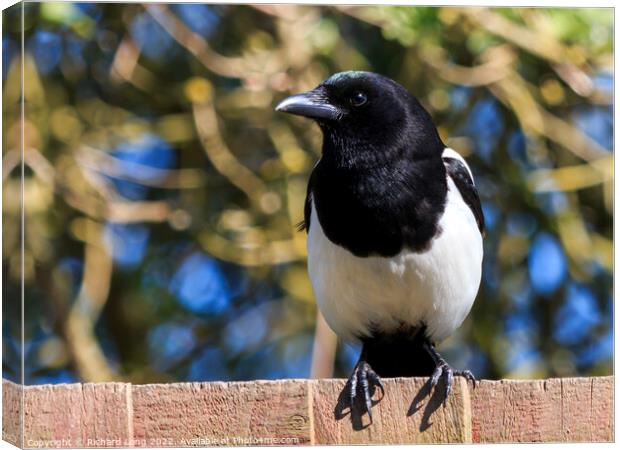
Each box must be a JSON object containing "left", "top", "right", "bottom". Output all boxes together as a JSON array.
[{"left": 275, "top": 88, "right": 342, "bottom": 121}]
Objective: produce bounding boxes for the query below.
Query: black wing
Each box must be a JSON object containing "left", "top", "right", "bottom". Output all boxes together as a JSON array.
[
  {"left": 443, "top": 157, "right": 485, "bottom": 236},
  {"left": 297, "top": 170, "right": 315, "bottom": 232}
]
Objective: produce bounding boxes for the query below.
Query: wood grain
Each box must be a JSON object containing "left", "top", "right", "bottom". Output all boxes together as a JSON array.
[
  {"left": 470, "top": 377, "right": 614, "bottom": 443},
  {"left": 2, "top": 380, "right": 22, "bottom": 447},
  {"left": 132, "top": 380, "right": 311, "bottom": 446},
  {"left": 2, "top": 376, "right": 613, "bottom": 447},
  {"left": 4, "top": 380, "right": 132, "bottom": 448}
]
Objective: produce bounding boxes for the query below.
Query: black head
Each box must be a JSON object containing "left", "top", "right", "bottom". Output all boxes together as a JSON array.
[{"left": 276, "top": 71, "right": 444, "bottom": 166}]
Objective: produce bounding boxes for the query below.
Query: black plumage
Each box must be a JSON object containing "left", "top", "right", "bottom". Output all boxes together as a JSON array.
[{"left": 297, "top": 73, "right": 451, "bottom": 257}]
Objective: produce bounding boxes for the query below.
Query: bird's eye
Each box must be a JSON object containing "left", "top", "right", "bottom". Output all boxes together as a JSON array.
[{"left": 349, "top": 91, "right": 367, "bottom": 107}]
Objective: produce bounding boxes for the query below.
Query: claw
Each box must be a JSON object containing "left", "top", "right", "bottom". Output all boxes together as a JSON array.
[
  {"left": 429, "top": 364, "right": 443, "bottom": 388},
  {"left": 455, "top": 369, "right": 477, "bottom": 388},
  {"left": 429, "top": 362, "right": 453, "bottom": 403},
  {"left": 445, "top": 366, "right": 454, "bottom": 399},
  {"left": 424, "top": 342, "right": 477, "bottom": 404},
  {"left": 345, "top": 360, "right": 384, "bottom": 424},
  {"left": 367, "top": 368, "right": 385, "bottom": 397}
]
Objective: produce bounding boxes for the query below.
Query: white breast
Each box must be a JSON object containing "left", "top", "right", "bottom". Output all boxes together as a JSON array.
[{"left": 307, "top": 177, "right": 483, "bottom": 344}]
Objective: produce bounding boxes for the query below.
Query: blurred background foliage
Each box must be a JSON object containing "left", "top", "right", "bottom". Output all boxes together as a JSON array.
[{"left": 2, "top": 2, "right": 613, "bottom": 385}]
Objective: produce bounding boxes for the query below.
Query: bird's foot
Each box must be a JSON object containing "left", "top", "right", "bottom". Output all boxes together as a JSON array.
[
  {"left": 424, "top": 343, "right": 476, "bottom": 403},
  {"left": 345, "top": 360, "right": 385, "bottom": 423},
  {"left": 454, "top": 369, "right": 476, "bottom": 385}
]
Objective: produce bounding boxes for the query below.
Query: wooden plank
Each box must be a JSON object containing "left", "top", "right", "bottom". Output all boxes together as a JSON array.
[
  {"left": 131, "top": 380, "right": 312, "bottom": 446},
  {"left": 561, "top": 377, "right": 596, "bottom": 441},
  {"left": 471, "top": 379, "right": 562, "bottom": 442},
  {"left": 2, "top": 380, "right": 22, "bottom": 447},
  {"left": 470, "top": 376, "right": 614, "bottom": 443},
  {"left": 311, "top": 377, "right": 472, "bottom": 444},
  {"left": 19, "top": 382, "right": 132, "bottom": 448},
  {"left": 590, "top": 376, "right": 614, "bottom": 441}
]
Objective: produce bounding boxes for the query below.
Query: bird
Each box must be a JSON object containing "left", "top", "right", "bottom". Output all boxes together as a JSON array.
[{"left": 275, "top": 71, "right": 484, "bottom": 423}]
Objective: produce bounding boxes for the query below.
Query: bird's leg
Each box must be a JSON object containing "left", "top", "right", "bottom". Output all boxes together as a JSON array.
[
  {"left": 423, "top": 341, "right": 476, "bottom": 402},
  {"left": 345, "top": 351, "right": 385, "bottom": 423}
]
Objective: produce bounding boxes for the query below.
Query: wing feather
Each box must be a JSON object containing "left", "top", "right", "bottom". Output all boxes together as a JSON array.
[{"left": 442, "top": 156, "right": 485, "bottom": 236}]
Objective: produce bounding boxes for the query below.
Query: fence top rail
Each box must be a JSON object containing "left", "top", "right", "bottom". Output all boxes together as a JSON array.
[{"left": 2, "top": 376, "right": 614, "bottom": 447}]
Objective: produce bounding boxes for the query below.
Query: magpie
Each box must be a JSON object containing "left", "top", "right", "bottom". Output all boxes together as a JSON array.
[{"left": 276, "top": 71, "right": 484, "bottom": 422}]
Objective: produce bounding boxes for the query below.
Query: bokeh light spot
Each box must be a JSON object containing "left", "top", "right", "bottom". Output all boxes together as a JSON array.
[
  {"left": 528, "top": 233, "right": 567, "bottom": 295},
  {"left": 104, "top": 223, "right": 150, "bottom": 269},
  {"left": 130, "top": 12, "right": 173, "bottom": 61},
  {"left": 148, "top": 323, "right": 196, "bottom": 370},
  {"left": 170, "top": 252, "right": 231, "bottom": 314},
  {"left": 29, "top": 31, "right": 62, "bottom": 75},
  {"left": 553, "top": 284, "right": 600, "bottom": 345}
]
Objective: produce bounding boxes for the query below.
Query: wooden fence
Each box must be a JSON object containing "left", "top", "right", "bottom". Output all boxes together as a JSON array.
[{"left": 2, "top": 376, "right": 613, "bottom": 447}]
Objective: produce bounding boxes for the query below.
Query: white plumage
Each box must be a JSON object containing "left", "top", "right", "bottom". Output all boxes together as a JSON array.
[{"left": 307, "top": 148, "right": 483, "bottom": 344}]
